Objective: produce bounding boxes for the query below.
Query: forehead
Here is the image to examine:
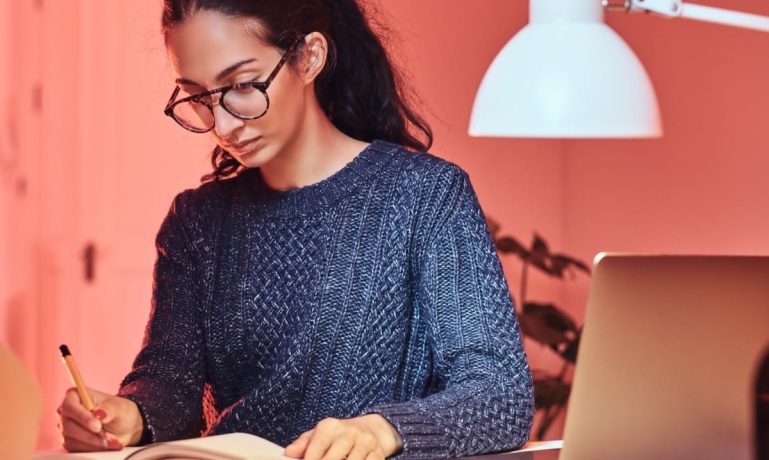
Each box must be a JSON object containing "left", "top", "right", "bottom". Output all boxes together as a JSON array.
[{"left": 165, "top": 10, "right": 276, "bottom": 85}]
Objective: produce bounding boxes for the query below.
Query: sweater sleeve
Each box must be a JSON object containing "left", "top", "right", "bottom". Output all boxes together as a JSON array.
[
  {"left": 117, "top": 190, "right": 207, "bottom": 443},
  {"left": 365, "top": 166, "right": 535, "bottom": 458}
]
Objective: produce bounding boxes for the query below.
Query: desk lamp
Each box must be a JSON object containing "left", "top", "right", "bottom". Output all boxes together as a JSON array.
[{"left": 469, "top": 0, "right": 769, "bottom": 139}]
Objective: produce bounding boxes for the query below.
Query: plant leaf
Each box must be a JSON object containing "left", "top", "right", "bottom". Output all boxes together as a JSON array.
[
  {"left": 547, "top": 255, "right": 568, "bottom": 278},
  {"left": 496, "top": 236, "right": 529, "bottom": 259},
  {"left": 533, "top": 376, "right": 571, "bottom": 410},
  {"left": 560, "top": 329, "right": 581, "bottom": 363},
  {"left": 547, "top": 328, "right": 581, "bottom": 363},
  {"left": 519, "top": 302, "right": 578, "bottom": 345},
  {"left": 486, "top": 216, "right": 501, "bottom": 239},
  {"left": 551, "top": 254, "right": 591, "bottom": 278},
  {"left": 523, "top": 302, "right": 578, "bottom": 332},
  {"left": 528, "top": 233, "right": 559, "bottom": 276},
  {"left": 531, "top": 233, "right": 551, "bottom": 258}
]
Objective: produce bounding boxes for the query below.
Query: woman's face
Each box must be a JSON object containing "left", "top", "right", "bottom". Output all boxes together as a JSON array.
[{"left": 165, "top": 10, "right": 308, "bottom": 168}]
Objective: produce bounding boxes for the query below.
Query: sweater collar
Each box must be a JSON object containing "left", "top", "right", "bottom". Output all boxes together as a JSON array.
[{"left": 236, "top": 139, "right": 399, "bottom": 219}]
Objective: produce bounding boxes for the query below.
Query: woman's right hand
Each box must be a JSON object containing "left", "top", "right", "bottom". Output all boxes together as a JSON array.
[{"left": 56, "top": 387, "right": 145, "bottom": 452}]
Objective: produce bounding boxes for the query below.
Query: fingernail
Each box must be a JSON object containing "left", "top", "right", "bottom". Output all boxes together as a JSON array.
[
  {"left": 92, "top": 409, "right": 107, "bottom": 420},
  {"left": 108, "top": 438, "right": 123, "bottom": 450}
]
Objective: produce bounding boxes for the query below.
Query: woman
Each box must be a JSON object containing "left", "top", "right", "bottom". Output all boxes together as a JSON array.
[{"left": 57, "top": 1, "right": 534, "bottom": 458}]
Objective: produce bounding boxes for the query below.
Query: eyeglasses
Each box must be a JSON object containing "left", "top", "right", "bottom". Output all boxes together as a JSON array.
[{"left": 163, "top": 39, "right": 301, "bottom": 133}]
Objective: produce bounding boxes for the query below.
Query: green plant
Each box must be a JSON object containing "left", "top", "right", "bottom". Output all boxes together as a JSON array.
[{"left": 487, "top": 218, "right": 590, "bottom": 440}]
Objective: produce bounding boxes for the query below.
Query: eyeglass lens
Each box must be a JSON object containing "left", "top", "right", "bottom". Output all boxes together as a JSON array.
[{"left": 171, "top": 86, "right": 269, "bottom": 132}]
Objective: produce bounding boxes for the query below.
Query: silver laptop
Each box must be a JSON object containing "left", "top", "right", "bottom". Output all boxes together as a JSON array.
[
  {"left": 561, "top": 254, "right": 769, "bottom": 460},
  {"left": 465, "top": 254, "right": 769, "bottom": 460}
]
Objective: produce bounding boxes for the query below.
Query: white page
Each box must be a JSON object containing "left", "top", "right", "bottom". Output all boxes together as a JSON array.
[{"left": 34, "top": 433, "right": 292, "bottom": 460}]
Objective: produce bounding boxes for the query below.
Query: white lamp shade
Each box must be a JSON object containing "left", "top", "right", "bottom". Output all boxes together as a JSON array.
[{"left": 469, "top": 13, "right": 662, "bottom": 138}]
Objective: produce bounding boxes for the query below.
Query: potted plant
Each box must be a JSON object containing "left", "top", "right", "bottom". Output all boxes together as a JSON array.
[{"left": 487, "top": 218, "right": 590, "bottom": 440}]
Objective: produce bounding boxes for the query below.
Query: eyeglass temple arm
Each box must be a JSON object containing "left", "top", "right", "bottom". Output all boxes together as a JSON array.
[
  {"left": 164, "top": 86, "right": 181, "bottom": 112},
  {"left": 262, "top": 38, "right": 303, "bottom": 88}
]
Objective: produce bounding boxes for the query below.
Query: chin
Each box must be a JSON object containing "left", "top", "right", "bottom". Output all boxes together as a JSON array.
[{"left": 235, "top": 145, "right": 277, "bottom": 169}]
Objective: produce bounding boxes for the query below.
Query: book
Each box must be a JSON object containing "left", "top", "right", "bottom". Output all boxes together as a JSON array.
[{"left": 34, "top": 432, "right": 294, "bottom": 460}]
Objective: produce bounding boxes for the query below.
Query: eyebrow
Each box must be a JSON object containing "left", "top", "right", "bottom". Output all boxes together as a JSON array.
[{"left": 175, "top": 58, "right": 258, "bottom": 86}]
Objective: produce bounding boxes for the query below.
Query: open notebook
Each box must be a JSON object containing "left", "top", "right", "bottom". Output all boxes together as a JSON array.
[{"left": 34, "top": 432, "right": 293, "bottom": 460}]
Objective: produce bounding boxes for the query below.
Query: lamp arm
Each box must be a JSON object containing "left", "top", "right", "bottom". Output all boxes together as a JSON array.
[{"left": 607, "top": 0, "right": 769, "bottom": 33}]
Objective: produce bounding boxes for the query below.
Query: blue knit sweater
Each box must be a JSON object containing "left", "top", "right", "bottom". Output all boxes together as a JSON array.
[{"left": 118, "top": 140, "right": 534, "bottom": 458}]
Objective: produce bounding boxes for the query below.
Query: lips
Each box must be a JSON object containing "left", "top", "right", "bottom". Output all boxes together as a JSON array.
[{"left": 228, "top": 137, "right": 260, "bottom": 152}]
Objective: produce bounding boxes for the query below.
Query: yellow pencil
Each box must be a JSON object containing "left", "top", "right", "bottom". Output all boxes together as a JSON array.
[{"left": 59, "top": 344, "right": 109, "bottom": 448}]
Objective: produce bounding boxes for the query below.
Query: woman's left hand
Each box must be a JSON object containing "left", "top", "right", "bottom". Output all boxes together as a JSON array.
[{"left": 284, "top": 414, "right": 402, "bottom": 460}]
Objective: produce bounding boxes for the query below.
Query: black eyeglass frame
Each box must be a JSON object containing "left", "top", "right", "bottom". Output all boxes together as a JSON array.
[{"left": 163, "top": 38, "right": 302, "bottom": 133}]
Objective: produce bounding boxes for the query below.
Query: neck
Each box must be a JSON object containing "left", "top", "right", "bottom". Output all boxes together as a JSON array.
[{"left": 259, "top": 93, "right": 369, "bottom": 191}]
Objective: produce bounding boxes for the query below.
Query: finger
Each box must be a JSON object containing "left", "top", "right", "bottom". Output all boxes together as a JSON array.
[
  {"left": 62, "top": 418, "right": 107, "bottom": 452},
  {"left": 304, "top": 419, "right": 341, "bottom": 460},
  {"left": 64, "top": 435, "right": 102, "bottom": 453},
  {"left": 92, "top": 405, "right": 112, "bottom": 425},
  {"left": 346, "top": 432, "right": 379, "bottom": 460},
  {"left": 365, "top": 452, "right": 384, "bottom": 460},
  {"left": 61, "top": 414, "right": 107, "bottom": 447},
  {"left": 62, "top": 416, "right": 123, "bottom": 452},
  {"left": 63, "top": 433, "right": 122, "bottom": 453},
  {"left": 100, "top": 396, "right": 142, "bottom": 439},
  {"left": 55, "top": 415, "right": 65, "bottom": 445},
  {"left": 284, "top": 429, "right": 314, "bottom": 457},
  {"left": 93, "top": 392, "right": 129, "bottom": 425},
  {"left": 92, "top": 407, "right": 126, "bottom": 447},
  {"left": 61, "top": 388, "right": 102, "bottom": 433},
  {"left": 319, "top": 436, "right": 354, "bottom": 460}
]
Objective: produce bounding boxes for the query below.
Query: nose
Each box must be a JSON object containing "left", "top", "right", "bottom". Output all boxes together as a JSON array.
[{"left": 212, "top": 103, "right": 244, "bottom": 139}]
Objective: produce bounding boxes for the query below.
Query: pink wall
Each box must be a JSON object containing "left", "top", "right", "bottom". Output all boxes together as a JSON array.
[{"left": 564, "top": 1, "right": 769, "bottom": 320}]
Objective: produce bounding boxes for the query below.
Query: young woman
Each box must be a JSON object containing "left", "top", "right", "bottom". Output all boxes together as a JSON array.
[{"left": 56, "top": 1, "right": 534, "bottom": 458}]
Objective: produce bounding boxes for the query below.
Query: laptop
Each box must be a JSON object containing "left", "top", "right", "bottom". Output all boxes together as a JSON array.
[
  {"left": 466, "top": 254, "right": 769, "bottom": 460},
  {"left": 564, "top": 254, "right": 769, "bottom": 460}
]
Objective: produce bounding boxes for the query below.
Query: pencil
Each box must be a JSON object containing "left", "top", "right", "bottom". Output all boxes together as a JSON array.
[{"left": 59, "top": 344, "right": 109, "bottom": 448}]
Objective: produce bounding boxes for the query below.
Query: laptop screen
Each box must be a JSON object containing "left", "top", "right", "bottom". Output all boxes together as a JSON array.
[{"left": 561, "top": 255, "right": 769, "bottom": 460}]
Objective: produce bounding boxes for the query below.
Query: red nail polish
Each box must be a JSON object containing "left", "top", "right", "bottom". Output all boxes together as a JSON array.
[
  {"left": 93, "top": 409, "right": 107, "bottom": 420},
  {"left": 108, "top": 438, "right": 123, "bottom": 450}
]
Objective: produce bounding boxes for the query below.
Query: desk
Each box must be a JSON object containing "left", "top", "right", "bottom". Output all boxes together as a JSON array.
[{"left": 464, "top": 448, "right": 560, "bottom": 459}]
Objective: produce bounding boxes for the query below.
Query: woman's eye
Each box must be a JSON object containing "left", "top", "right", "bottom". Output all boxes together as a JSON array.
[
  {"left": 232, "top": 83, "right": 258, "bottom": 94},
  {"left": 180, "top": 84, "right": 203, "bottom": 94}
]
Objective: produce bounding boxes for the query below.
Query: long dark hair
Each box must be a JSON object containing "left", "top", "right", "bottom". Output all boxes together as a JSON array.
[{"left": 161, "top": 0, "right": 433, "bottom": 183}]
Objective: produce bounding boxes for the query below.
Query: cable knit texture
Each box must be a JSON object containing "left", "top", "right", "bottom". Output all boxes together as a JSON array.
[{"left": 118, "top": 140, "right": 534, "bottom": 458}]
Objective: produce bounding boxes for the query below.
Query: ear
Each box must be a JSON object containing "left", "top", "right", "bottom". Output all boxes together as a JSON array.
[{"left": 300, "top": 32, "right": 328, "bottom": 84}]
